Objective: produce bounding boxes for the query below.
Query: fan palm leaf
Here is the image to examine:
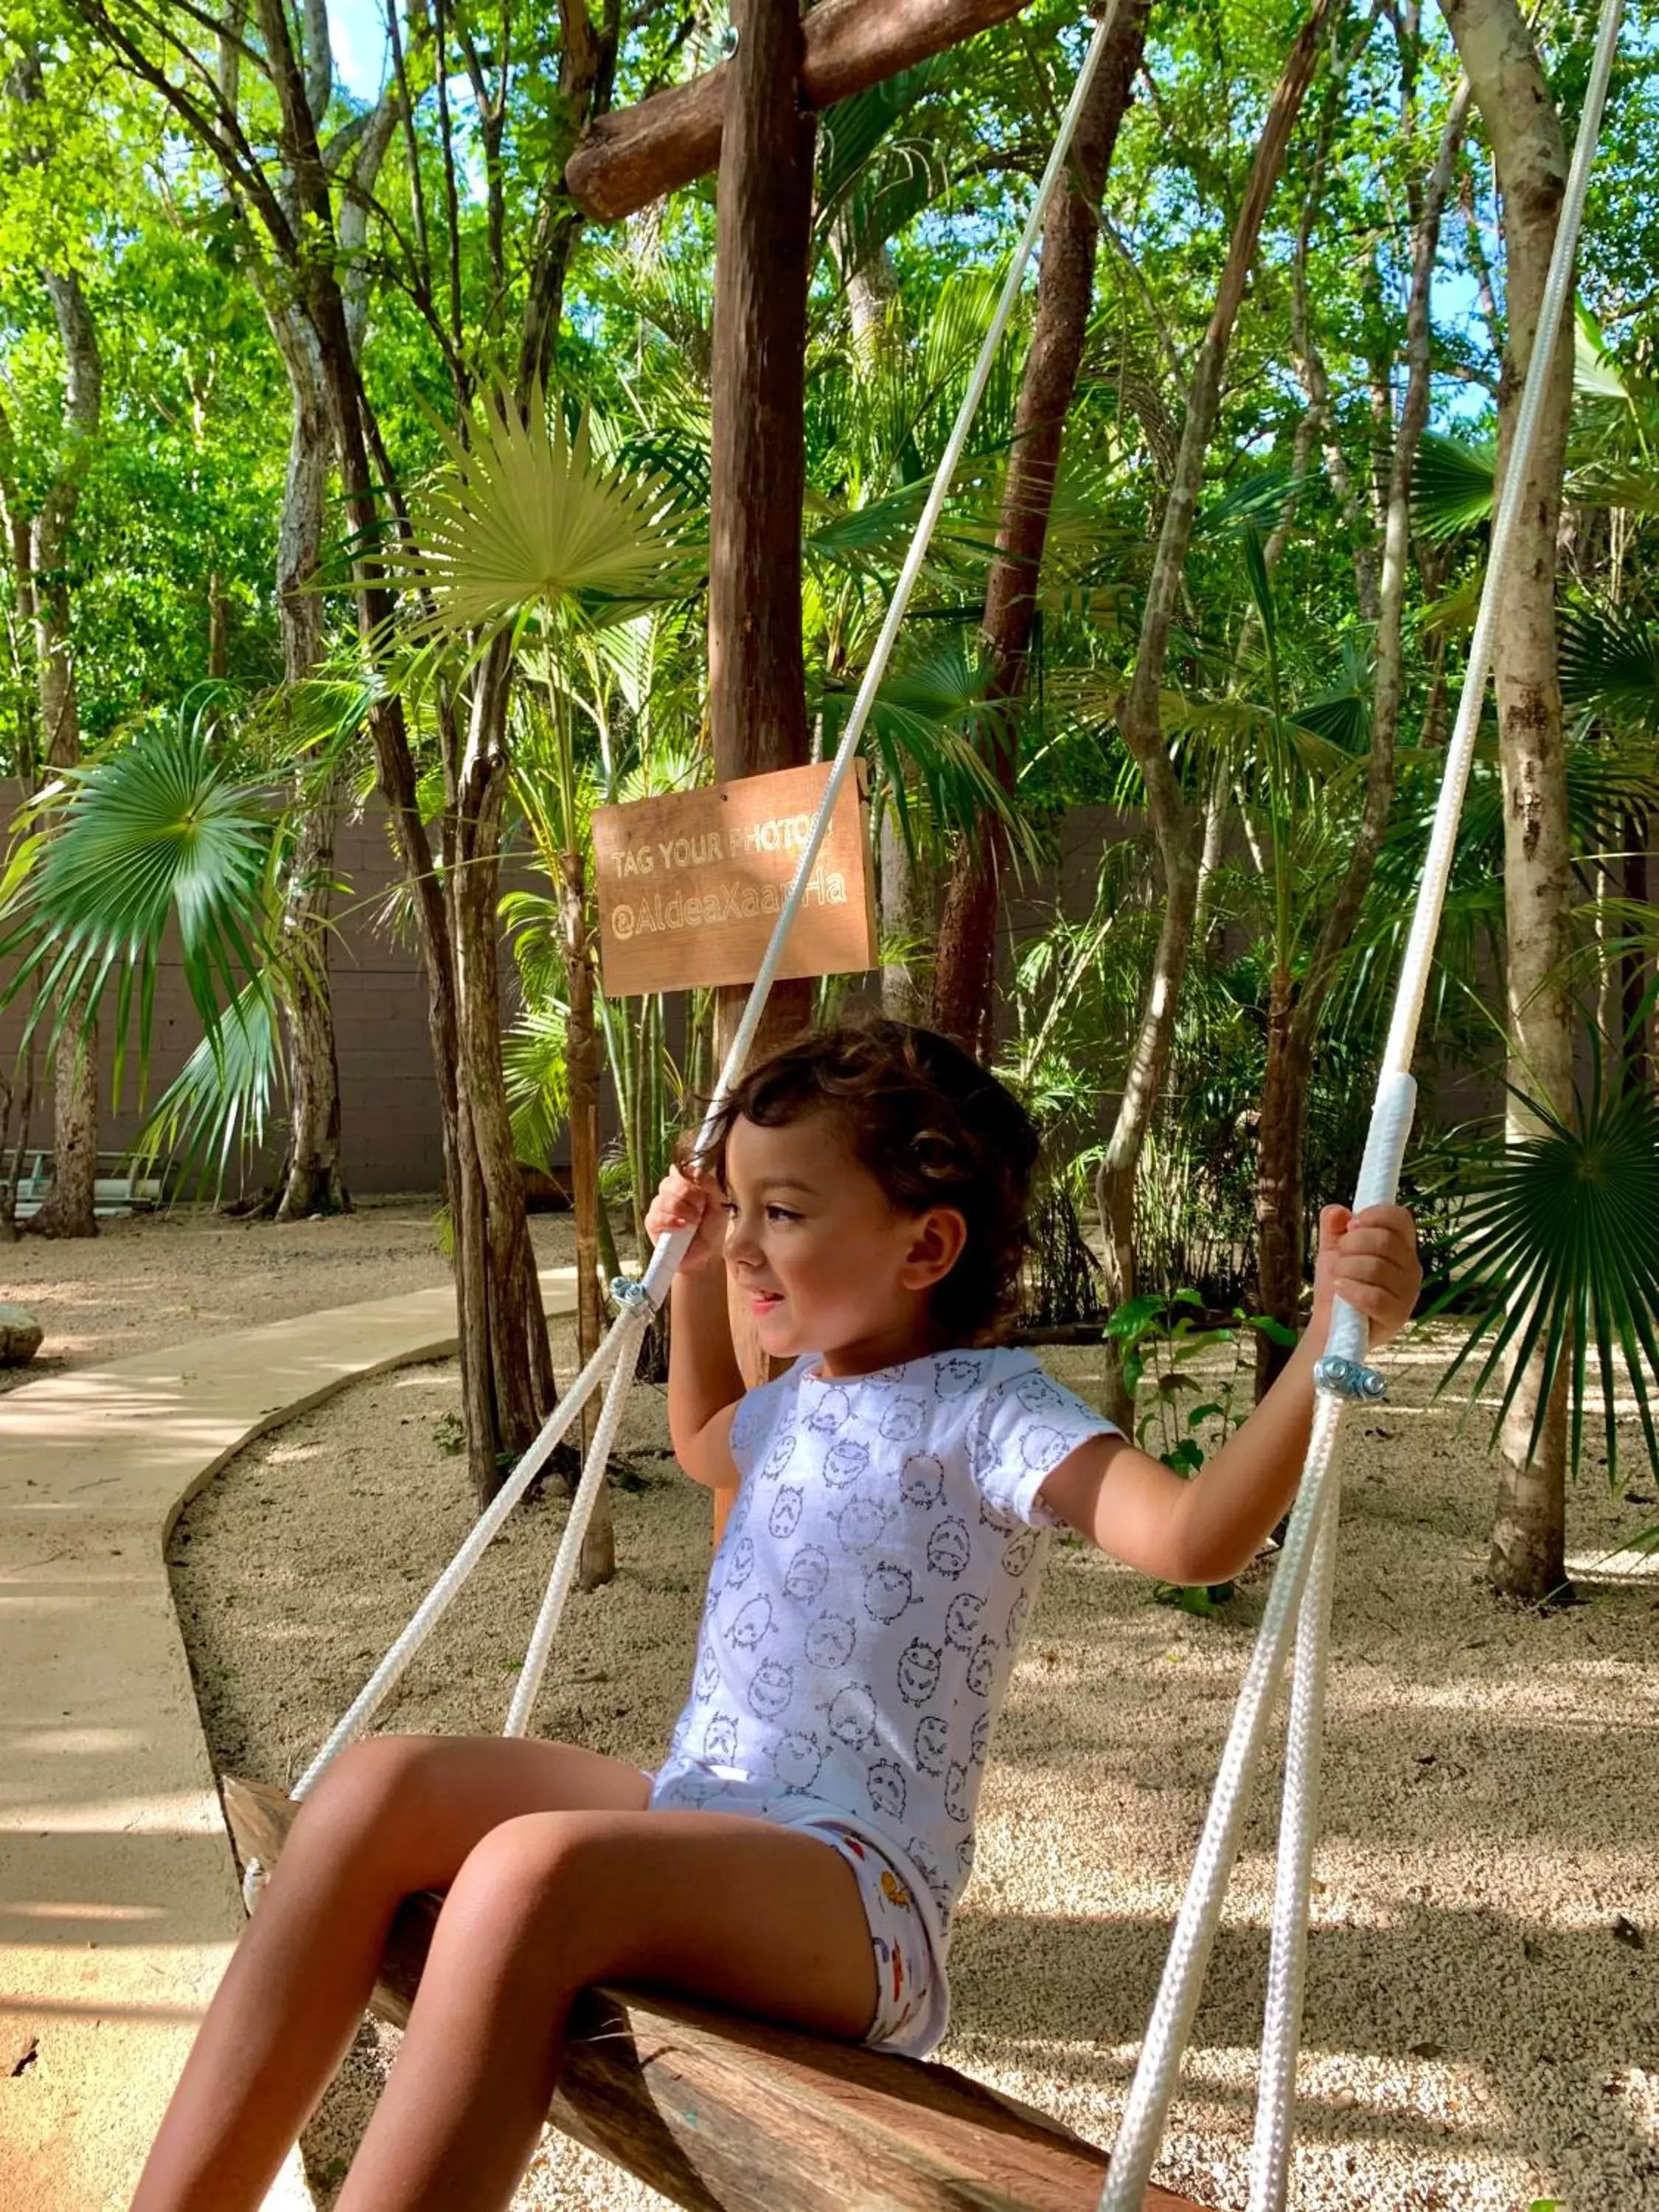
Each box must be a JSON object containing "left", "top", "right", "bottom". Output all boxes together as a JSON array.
[
  {"left": 1413, "top": 431, "right": 1496, "bottom": 543},
  {"left": 0, "top": 707, "right": 275, "bottom": 1099},
  {"left": 1433, "top": 1081, "right": 1659, "bottom": 1481},
  {"left": 392, "top": 390, "right": 687, "bottom": 641},
  {"left": 1559, "top": 600, "right": 1659, "bottom": 737},
  {"left": 816, "top": 628, "right": 1043, "bottom": 866},
  {"left": 503, "top": 994, "right": 571, "bottom": 1166}
]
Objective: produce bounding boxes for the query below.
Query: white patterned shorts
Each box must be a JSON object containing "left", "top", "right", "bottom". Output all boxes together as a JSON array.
[{"left": 795, "top": 1816, "right": 943, "bottom": 2056}]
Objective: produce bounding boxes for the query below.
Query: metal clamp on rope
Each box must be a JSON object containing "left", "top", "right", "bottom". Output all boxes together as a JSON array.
[
  {"left": 1312, "top": 1354, "right": 1387, "bottom": 1402},
  {"left": 610, "top": 1275, "right": 654, "bottom": 1315}
]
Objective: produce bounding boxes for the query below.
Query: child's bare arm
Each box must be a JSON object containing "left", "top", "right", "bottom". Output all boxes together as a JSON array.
[
  {"left": 1041, "top": 1205, "right": 1421, "bottom": 1584},
  {"left": 645, "top": 1161, "right": 746, "bottom": 1490}
]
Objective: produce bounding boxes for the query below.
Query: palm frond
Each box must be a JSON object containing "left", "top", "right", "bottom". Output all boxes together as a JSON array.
[
  {"left": 1433, "top": 1081, "right": 1659, "bottom": 1481},
  {"left": 503, "top": 994, "right": 570, "bottom": 1166},
  {"left": 391, "top": 389, "right": 689, "bottom": 638},
  {"left": 0, "top": 707, "right": 275, "bottom": 1100},
  {"left": 133, "top": 975, "right": 282, "bottom": 1200},
  {"left": 1413, "top": 431, "right": 1495, "bottom": 543},
  {"left": 1573, "top": 306, "right": 1634, "bottom": 404},
  {"left": 1559, "top": 600, "right": 1659, "bottom": 735}
]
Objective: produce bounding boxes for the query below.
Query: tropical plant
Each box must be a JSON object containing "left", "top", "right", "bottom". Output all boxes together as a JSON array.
[
  {"left": 0, "top": 703, "right": 276, "bottom": 1100},
  {"left": 1102, "top": 1288, "right": 1295, "bottom": 1613},
  {"left": 389, "top": 386, "right": 691, "bottom": 1583},
  {"left": 1433, "top": 1079, "right": 1659, "bottom": 1509}
]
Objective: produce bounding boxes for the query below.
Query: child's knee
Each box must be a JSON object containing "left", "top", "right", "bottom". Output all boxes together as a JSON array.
[
  {"left": 443, "top": 1812, "right": 602, "bottom": 1947},
  {"left": 293, "top": 1735, "right": 449, "bottom": 1861}
]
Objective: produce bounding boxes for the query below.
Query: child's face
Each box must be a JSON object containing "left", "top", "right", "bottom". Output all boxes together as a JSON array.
[{"left": 720, "top": 1111, "right": 965, "bottom": 1374}]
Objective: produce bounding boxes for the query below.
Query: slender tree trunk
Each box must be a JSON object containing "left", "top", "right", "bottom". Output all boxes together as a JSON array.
[
  {"left": 27, "top": 268, "right": 102, "bottom": 1242},
  {"left": 1253, "top": 81, "right": 1472, "bottom": 1393},
  {"left": 706, "top": 0, "right": 818, "bottom": 1413},
  {"left": 1093, "top": 0, "right": 1334, "bottom": 1427},
  {"left": 451, "top": 641, "right": 560, "bottom": 1502},
  {"left": 242, "top": 0, "right": 566, "bottom": 1504},
  {"left": 558, "top": 841, "right": 615, "bottom": 1587},
  {"left": 931, "top": 0, "right": 1150, "bottom": 1052},
  {"left": 1439, "top": 0, "right": 1574, "bottom": 1604},
  {"left": 268, "top": 304, "right": 349, "bottom": 1220},
  {"left": 879, "top": 804, "right": 936, "bottom": 1024}
]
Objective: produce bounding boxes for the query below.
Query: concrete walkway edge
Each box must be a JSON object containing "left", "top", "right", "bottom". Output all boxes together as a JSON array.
[{"left": 0, "top": 1267, "right": 580, "bottom": 2212}]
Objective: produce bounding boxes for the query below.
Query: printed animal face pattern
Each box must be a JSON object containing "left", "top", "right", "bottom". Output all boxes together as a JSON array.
[{"left": 651, "top": 1347, "right": 1114, "bottom": 1955}]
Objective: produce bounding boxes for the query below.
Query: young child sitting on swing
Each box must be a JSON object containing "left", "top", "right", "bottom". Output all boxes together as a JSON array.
[{"left": 133, "top": 1016, "right": 1419, "bottom": 2212}]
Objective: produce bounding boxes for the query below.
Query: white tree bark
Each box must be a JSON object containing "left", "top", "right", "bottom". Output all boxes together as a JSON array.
[
  {"left": 28, "top": 266, "right": 104, "bottom": 1240},
  {"left": 1439, "top": 0, "right": 1574, "bottom": 1602}
]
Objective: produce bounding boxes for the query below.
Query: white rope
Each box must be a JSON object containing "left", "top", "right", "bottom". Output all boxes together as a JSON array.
[
  {"left": 290, "top": 1306, "right": 638, "bottom": 1798},
  {"left": 1100, "top": 4, "right": 1625, "bottom": 2201},
  {"left": 273, "top": 1, "right": 1129, "bottom": 1812},
  {"left": 505, "top": 1308, "right": 648, "bottom": 1736},
  {"left": 1246, "top": 1481, "right": 1340, "bottom": 2212}
]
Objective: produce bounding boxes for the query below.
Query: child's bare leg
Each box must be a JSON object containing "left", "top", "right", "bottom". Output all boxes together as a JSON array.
[
  {"left": 335, "top": 1809, "right": 879, "bottom": 2212},
  {"left": 131, "top": 1736, "right": 650, "bottom": 2212}
]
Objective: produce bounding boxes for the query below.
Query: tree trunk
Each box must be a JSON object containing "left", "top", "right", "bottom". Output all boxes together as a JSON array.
[
  {"left": 74, "top": 0, "right": 574, "bottom": 1503},
  {"left": 257, "top": 46, "right": 396, "bottom": 1225},
  {"left": 30, "top": 1014, "right": 99, "bottom": 1240},
  {"left": 1253, "top": 80, "right": 1471, "bottom": 1394},
  {"left": 274, "top": 774, "right": 350, "bottom": 1218},
  {"left": 1254, "top": 966, "right": 1312, "bottom": 1371},
  {"left": 451, "top": 641, "right": 560, "bottom": 1503},
  {"left": 1439, "top": 0, "right": 1574, "bottom": 1604},
  {"left": 268, "top": 302, "right": 349, "bottom": 1221},
  {"left": 243, "top": 0, "right": 562, "bottom": 1506},
  {"left": 879, "top": 803, "right": 935, "bottom": 1025},
  {"left": 707, "top": 0, "right": 818, "bottom": 1399},
  {"left": 560, "top": 841, "right": 615, "bottom": 1589},
  {"left": 27, "top": 267, "right": 102, "bottom": 1241},
  {"left": 931, "top": 0, "right": 1150, "bottom": 1052},
  {"left": 1093, "top": 0, "right": 1334, "bottom": 1427}
]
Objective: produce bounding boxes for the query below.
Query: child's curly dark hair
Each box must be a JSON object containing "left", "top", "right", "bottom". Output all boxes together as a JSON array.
[{"left": 695, "top": 1017, "right": 1040, "bottom": 1347}]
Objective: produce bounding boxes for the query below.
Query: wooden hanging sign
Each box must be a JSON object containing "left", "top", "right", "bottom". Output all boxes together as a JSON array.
[{"left": 591, "top": 760, "right": 877, "bottom": 998}]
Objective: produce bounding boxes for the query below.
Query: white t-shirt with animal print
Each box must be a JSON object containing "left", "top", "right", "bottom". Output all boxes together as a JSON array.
[{"left": 649, "top": 1347, "right": 1116, "bottom": 1961}]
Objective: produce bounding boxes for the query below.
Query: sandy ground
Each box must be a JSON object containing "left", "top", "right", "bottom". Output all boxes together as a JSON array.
[
  {"left": 0, "top": 1197, "right": 471, "bottom": 1391},
  {"left": 13, "top": 1207, "right": 1659, "bottom": 2211}
]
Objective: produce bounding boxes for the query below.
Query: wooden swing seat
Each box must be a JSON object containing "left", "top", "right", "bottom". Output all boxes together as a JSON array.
[{"left": 224, "top": 1778, "right": 1209, "bottom": 2212}]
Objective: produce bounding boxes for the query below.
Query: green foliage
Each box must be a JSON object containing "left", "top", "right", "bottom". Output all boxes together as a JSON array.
[
  {"left": 1, "top": 702, "right": 276, "bottom": 1100},
  {"left": 393, "top": 392, "right": 688, "bottom": 647},
  {"left": 1435, "top": 1080, "right": 1659, "bottom": 1482},
  {"left": 1103, "top": 1291, "right": 1291, "bottom": 1613},
  {"left": 1412, "top": 431, "right": 1496, "bottom": 543},
  {"left": 1559, "top": 600, "right": 1659, "bottom": 736}
]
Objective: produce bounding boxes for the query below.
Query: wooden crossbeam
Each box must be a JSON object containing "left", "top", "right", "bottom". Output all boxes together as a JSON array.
[
  {"left": 564, "top": 0, "right": 1037, "bottom": 220},
  {"left": 223, "top": 1777, "right": 1210, "bottom": 2212}
]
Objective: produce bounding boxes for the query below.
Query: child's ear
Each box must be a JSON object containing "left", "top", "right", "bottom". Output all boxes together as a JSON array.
[{"left": 901, "top": 1206, "right": 968, "bottom": 1288}]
